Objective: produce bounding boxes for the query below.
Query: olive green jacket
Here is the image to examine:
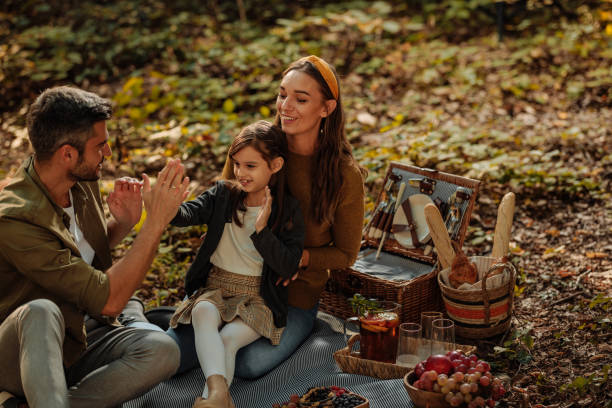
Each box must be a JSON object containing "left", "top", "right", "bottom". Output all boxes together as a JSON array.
[{"left": 0, "top": 156, "right": 111, "bottom": 366}]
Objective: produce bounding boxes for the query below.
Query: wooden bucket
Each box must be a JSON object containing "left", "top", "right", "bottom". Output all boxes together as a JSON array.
[{"left": 438, "top": 257, "right": 516, "bottom": 338}]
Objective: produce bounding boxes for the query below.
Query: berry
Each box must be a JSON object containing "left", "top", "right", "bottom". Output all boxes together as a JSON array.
[
  {"left": 414, "top": 362, "right": 426, "bottom": 377},
  {"left": 459, "top": 383, "right": 471, "bottom": 395},
  {"left": 426, "top": 370, "right": 438, "bottom": 381},
  {"left": 479, "top": 375, "right": 491, "bottom": 387},
  {"left": 437, "top": 374, "right": 449, "bottom": 386}
]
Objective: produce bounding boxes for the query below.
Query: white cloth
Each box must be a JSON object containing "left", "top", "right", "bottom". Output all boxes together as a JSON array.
[
  {"left": 210, "top": 206, "right": 263, "bottom": 276},
  {"left": 63, "top": 191, "right": 95, "bottom": 265}
]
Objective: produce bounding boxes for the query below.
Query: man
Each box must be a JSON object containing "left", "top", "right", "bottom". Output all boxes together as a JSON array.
[{"left": 0, "top": 86, "right": 189, "bottom": 408}]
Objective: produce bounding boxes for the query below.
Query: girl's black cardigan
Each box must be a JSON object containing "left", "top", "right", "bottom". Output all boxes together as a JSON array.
[{"left": 170, "top": 181, "right": 305, "bottom": 328}]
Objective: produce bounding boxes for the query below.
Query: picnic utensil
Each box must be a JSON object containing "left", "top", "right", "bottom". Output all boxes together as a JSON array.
[
  {"left": 445, "top": 187, "right": 471, "bottom": 240},
  {"left": 368, "top": 175, "right": 400, "bottom": 239},
  {"left": 363, "top": 201, "right": 386, "bottom": 238},
  {"left": 376, "top": 182, "right": 406, "bottom": 259},
  {"left": 372, "top": 199, "right": 393, "bottom": 239},
  {"left": 424, "top": 203, "right": 455, "bottom": 270},
  {"left": 491, "top": 192, "right": 515, "bottom": 259}
]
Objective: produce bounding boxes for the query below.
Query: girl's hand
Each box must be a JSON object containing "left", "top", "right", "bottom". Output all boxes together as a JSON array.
[
  {"left": 142, "top": 159, "right": 190, "bottom": 228},
  {"left": 254, "top": 186, "right": 272, "bottom": 233}
]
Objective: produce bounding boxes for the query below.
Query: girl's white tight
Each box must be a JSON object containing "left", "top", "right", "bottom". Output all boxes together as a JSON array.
[{"left": 191, "top": 301, "right": 260, "bottom": 397}]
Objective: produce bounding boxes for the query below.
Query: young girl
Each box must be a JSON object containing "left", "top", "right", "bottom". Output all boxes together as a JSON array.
[{"left": 168, "top": 120, "right": 304, "bottom": 408}]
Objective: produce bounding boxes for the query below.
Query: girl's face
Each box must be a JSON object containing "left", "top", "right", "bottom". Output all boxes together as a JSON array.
[
  {"left": 232, "top": 145, "right": 282, "bottom": 202},
  {"left": 276, "top": 70, "right": 332, "bottom": 141}
]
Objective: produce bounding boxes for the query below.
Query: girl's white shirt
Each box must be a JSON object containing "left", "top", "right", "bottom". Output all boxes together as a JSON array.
[
  {"left": 210, "top": 205, "right": 264, "bottom": 276},
  {"left": 63, "top": 190, "right": 96, "bottom": 265}
]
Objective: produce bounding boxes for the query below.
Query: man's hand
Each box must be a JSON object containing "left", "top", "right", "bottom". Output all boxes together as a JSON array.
[
  {"left": 142, "top": 159, "right": 190, "bottom": 229},
  {"left": 107, "top": 177, "right": 143, "bottom": 228},
  {"left": 254, "top": 186, "right": 272, "bottom": 233}
]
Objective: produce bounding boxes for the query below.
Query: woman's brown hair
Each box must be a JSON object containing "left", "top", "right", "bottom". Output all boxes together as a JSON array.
[
  {"left": 227, "top": 120, "right": 288, "bottom": 232},
  {"left": 274, "top": 58, "right": 365, "bottom": 224}
]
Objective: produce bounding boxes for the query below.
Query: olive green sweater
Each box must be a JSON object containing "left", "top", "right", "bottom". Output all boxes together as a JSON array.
[{"left": 223, "top": 151, "right": 365, "bottom": 309}]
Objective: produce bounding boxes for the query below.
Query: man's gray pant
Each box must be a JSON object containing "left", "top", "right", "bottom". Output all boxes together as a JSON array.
[{"left": 0, "top": 299, "right": 180, "bottom": 408}]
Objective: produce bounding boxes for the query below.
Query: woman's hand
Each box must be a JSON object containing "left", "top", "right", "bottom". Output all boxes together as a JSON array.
[
  {"left": 275, "top": 249, "right": 309, "bottom": 286},
  {"left": 254, "top": 186, "right": 272, "bottom": 233},
  {"left": 276, "top": 272, "right": 299, "bottom": 287}
]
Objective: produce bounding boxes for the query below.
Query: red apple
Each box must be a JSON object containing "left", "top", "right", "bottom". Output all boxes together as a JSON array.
[{"left": 424, "top": 354, "right": 454, "bottom": 375}]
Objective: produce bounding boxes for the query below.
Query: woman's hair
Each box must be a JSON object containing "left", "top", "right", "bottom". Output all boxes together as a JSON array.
[
  {"left": 227, "top": 120, "right": 289, "bottom": 232},
  {"left": 273, "top": 57, "right": 365, "bottom": 224}
]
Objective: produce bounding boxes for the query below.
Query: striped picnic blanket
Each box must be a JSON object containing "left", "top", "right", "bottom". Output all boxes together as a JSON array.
[{"left": 123, "top": 312, "right": 415, "bottom": 408}]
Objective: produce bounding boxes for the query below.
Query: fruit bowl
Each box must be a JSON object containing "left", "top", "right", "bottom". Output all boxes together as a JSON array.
[{"left": 403, "top": 371, "right": 450, "bottom": 408}]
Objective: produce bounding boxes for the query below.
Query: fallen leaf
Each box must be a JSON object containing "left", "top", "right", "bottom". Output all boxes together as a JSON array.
[
  {"left": 557, "top": 269, "right": 576, "bottom": 279},
  {"left": 586, "top": 252, "right": 607, "bottom": 259},
  {"left": 545, "top": 228, "right": 560, "bottom": 237},
  {"left": 357, "top": 111, "right": 377, "bottom": 127}
]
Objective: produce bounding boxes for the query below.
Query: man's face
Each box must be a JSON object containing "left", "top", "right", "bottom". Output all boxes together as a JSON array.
[{"left": 69, "top": 121, "right": 111, "bottom": 182}]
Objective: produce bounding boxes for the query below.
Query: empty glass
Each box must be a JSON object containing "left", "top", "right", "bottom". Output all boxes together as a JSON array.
[
  {"left": 420, "top": 311, "right": 442, "bottom": 356},
  {"left": 431, "top": 318, "right": 455, "bottom": 355},
  {"left": 396, "top": 323, "right": 426, "bottom": 367}
]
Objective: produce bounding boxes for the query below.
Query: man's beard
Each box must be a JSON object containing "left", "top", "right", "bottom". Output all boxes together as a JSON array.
[{"left": 69, "top": 158, "right": 102, "bottom": 182}]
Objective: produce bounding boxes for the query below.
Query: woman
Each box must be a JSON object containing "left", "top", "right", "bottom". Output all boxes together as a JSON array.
[{"left": 167, "top": 55, "right": 365, "bottom": 378}]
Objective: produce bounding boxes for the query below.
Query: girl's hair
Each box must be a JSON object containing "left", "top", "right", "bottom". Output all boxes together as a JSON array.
[
  {"left": 273, "top": 57, "right": 366, "bottom": 224},
  {"left": 227, "top": 120, "right": 288, "bottom": 232}
]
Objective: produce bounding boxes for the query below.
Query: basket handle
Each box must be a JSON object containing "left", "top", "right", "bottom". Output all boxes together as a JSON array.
[
  {"left": 481, "top": 261, "right": 517, "bottom": 325},
  {"left": 347, "top": 334, "right": 361, "bottom": 357}
]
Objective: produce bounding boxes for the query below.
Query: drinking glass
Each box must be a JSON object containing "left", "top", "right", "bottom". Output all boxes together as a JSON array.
[
  {"left": 345, "top": 301, "right": 401, "bottom": 363},
  {"left": 396, "top": 323, "right": 425, "bottom": 367},
  {"left": 431, "top": 318, "right": 455, "bottom": 355},
  {"left": 420, "top": 311, "right": 442, "bottom": 355}
]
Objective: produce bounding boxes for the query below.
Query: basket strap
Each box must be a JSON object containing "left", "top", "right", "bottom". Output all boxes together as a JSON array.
[
  {"left": 481, "top": 261, "right": 516, "bottom": 324},
  {"left": 402, "top": 198, "right": 421, "bottom": 247}
]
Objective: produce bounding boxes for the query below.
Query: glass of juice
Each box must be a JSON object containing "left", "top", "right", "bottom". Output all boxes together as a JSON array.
[{"left": 357, "top": 301, "right": 401, "bottom": 363}]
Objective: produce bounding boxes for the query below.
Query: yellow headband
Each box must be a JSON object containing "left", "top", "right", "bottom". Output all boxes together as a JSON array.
[{"left": 298, "top": 55, "right": 339, "bottom": 100}]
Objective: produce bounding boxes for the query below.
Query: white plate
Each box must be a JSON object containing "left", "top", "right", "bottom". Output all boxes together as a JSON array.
[{"left": 393, "top": 194, "right": 433, "bottom": 248}]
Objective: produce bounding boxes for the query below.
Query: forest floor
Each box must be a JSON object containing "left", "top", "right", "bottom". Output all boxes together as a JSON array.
[
  {"left": 1, "top": 2, "right": 611, "bottom": 407},
  {"left": 1, "top": 121, "right": 610, "bottom": 408}
]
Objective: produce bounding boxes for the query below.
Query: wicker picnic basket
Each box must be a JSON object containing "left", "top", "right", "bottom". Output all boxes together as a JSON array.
[
  {"left": 334, "top": 334, "right": 476, "bottom": 380},
  {"left": 438, "top": 256, "right": 516, "bottom": 338},
  {"left": 321, "top": 266, "right": 444, "bottom": 324},
  {"left": 320, "top": 162, "right": 481, "bottom": 324}
]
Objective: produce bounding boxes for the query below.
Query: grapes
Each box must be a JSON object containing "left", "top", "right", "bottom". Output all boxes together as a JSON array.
[
  {"left": 452, "top": 372, "right": 464, "bottom": 383},
  {"left": 437, "top": 373, "right": 449, "bottom": 386},
  {"left": 409, "top": 350, "right": 507, "bottom": 407},
  {"left": 479, "top": 375, "right": 491, "bottom": 387}
]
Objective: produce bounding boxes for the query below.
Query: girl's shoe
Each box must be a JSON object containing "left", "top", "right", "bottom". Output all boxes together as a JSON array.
[{"left": 191, "top": 375, "right": 232, "bottom": 408}]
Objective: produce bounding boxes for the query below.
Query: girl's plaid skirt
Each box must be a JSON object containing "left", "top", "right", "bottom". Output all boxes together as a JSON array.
[{"left": 169, "top": 266, "right": 283, "bottom": 344}]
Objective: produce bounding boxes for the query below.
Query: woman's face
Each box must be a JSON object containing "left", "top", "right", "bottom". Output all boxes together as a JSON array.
[{"left": 276, "top": 70, "right": 330, "bottom": 140}]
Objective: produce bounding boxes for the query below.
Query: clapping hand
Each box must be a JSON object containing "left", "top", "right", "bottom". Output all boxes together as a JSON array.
[
  {"left": 108, "top": 177, "right": 143, "bottom": 229},
  {"left": 254, "top": 186, "right": 272, "bottom": 233}
]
